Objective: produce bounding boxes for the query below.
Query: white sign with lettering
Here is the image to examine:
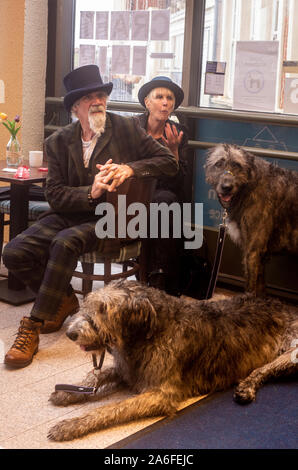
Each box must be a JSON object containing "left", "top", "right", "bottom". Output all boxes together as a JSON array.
[
  {"left": 233, "top": 41, "right": 279, "bottom": 112},
  {"left": 284, "top": 77, "right": 298, "bottom": 114}
]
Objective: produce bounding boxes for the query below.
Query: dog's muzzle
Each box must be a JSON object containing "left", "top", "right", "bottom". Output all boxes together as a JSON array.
[{"left": 217, "top": 170, "right": 234, "bottom": 204}]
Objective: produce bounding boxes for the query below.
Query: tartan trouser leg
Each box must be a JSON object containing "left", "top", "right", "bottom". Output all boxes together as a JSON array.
[{"left": 2, "top": 213, "right": 103, "bottom": 321}]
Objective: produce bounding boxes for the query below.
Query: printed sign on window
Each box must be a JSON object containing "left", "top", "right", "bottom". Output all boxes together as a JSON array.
[
  {"left": 79, "top": 45, "right": 96, "bottom": 66},
  {"left": 111, "top": 45, "right": 130, "bottom": 74},
  {"left": 132, "top": 46, "right": 147, "bottom": 76},
  {"left": 132, "top": 11, "right": 149, "bottom": 41},
  {"left": 97, "top": 47, "right": 107, "bottom": 75},
  {"left": 151, "top": 10, "right": 170, "bottom": 41},
  {"left": 96, "top": 12, "right": 109, "bottom": 40},
  {"left": 110, "top": 12, "right": 130, "bottom": 40},
  {"left": 284, "top": 77, "right": 298, "bottom": 114},
  {"left": 80, "top": 11, "right": 94, "bottom": 39},
  {"left": 204, "top": 61, "right": 226, "bottom": 95},
  {"left": 233, "top": 41, "right": 279, "bottom": 112}
]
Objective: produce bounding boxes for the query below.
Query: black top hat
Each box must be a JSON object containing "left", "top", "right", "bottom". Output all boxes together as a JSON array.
[
  {"left": 138, "top": 76, "right": 184, "bottom": 110},
  {"left": 63, "top": 65, "right": 113, "bottom": 112}
]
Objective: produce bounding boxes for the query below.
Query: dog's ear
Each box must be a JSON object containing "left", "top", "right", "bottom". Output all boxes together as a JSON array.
[
  {"left": 136, "top": 297, "right": 158, "bottom": 339},
  {"left": 245, "top": 151, "right": 258, "bottom": 180},
  {"left": 82, "top": 291, "right": 109, "bottom": 318},
  {"left": 117, "top": 294, "right": 158, "bottom": 340},
  {"left": 204, "top": 143, "right": 225, "bottom": 171}
]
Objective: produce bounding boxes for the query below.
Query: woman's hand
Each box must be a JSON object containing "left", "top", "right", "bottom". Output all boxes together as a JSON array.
[{"left": 162, "top": 123, "right": 183, "bottom": 160}]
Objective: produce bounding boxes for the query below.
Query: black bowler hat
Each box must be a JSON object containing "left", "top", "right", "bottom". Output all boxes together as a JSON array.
[
  {"left": 63, "top": 65, "right": 113, "bottom": 112},
  {"left": 138, "top": 76, "right": 184, "bottom": 110}
]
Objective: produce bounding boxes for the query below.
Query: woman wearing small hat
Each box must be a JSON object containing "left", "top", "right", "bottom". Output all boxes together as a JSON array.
[{"left": 136, "top": 76, "right": 189, "bottom": 296}]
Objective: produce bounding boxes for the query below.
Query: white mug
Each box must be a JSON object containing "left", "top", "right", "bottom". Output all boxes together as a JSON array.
[{"left": 29, "top": 150, "right": 43, "bottom": 167}]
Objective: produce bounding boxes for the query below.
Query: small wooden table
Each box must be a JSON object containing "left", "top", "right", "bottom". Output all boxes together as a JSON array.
[{"left": 0, "top": 161, "right": 48, "bottom": 305}]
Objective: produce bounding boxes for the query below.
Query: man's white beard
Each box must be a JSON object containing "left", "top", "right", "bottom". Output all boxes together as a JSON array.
[{"left": 88, "top": 106, "right": 106, "bottom": 135}]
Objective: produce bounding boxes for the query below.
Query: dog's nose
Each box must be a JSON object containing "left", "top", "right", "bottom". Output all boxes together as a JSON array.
[{"left": 66, "top": 330, "right": 78, "bottom": 342}]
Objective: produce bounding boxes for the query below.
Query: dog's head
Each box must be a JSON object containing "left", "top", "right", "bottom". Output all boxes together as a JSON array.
[
  {"left": 66, "top": 280, "right": 158, "bottom": 354},
  {"left": 205, "top": 144, "right": 257, "bottom": 208}
]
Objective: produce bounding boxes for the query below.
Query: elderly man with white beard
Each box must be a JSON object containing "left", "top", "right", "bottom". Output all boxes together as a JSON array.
[{"left": 3, "top": 65, "right": 178, "bottom": 369}]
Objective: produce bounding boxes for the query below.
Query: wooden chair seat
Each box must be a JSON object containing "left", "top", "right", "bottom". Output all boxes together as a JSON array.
[{"left": 73, "top": 240, "right": 142, "bottom": 296}]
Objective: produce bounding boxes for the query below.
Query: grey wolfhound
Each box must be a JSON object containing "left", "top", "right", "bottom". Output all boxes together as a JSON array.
[
  {"left": 205, "top": 143, "right": 298, "bottom": 295},
  {"left": 48, "top": 280, "right": 298, "bottom": 441}
]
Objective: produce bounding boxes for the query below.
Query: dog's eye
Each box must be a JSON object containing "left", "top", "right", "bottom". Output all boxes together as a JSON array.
[
  {"left": 231, "top": 161, "right": 242, "bottom": 170},
  {"left": 215, "top": 160, "right": 224, "bottom": 168}
]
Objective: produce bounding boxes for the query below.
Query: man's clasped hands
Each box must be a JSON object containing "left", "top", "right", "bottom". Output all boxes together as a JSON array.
[{"left": 90, "top": 158, "right": 134, "bottom": 199}]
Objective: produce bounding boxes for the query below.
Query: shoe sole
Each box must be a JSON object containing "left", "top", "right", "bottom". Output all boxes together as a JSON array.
[{"left": 4, "top": 346, "right": 38, "bottom": 369}]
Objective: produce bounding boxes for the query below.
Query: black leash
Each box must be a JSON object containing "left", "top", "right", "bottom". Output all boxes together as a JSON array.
[
  {"left": 55, "top": 350, "right": 106, "bottom": 395},
  {"left": 205, "top": 210, "right": 227, "bottom": 299}
]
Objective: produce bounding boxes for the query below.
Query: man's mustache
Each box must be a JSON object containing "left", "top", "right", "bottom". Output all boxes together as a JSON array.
[{"left": 89, "top": 105, "right": 105, "bottom": 114}]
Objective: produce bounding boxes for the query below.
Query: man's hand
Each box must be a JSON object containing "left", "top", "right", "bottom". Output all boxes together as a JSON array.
[{"left": 91, "top": 159, "right": 134, "bottom": 198}]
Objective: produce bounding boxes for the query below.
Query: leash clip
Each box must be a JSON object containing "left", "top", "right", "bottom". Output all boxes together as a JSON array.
[
  {"left": 54, "top": 350, "right": 106, "bottom": 396},
  {"left": 221, "top": 209, "right": 228, "bottom": 227},
  {"left": 92, "top": 351, "right": 105, "bottom": 370}
]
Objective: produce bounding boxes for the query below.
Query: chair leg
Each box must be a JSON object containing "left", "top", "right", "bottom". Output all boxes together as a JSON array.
[
  {"left": 122, "top": 261, "right": 128, "bottom": 273},
  {"left": 81, "top": 262, "right": 94, "bottom": 296},
  {"left": 104, "top": 259, "right": 112, "bottom": 285},
  {"left": 138, "top": 239, "right": 149, "bottom": 283}
]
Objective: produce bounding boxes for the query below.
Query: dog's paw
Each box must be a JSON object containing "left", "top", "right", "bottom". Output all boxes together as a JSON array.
[
  {"left": 49, "top": 390, "right": 86, "bottom": 406},
  {"left": 233, "top": 382, "right": 256, "bottom": 404},
  {"left": 48, "top": 419, "right": 78, "bottom": 441}
]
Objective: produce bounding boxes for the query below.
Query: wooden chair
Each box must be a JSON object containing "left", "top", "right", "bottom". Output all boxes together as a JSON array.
[{"left": 72, "top": 177, "right": 156, "bottom": 296}]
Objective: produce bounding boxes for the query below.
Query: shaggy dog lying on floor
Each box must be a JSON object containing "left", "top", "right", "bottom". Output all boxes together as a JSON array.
[
  {"left": 205, "top": 143, "right": 298, "bottom": 295},
  {"left": 48, "top": 280, "right": 298, "bottom": 441}
]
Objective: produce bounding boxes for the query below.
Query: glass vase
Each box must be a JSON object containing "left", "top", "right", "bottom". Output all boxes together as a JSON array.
[{"left": 6, "top": 135, "right": 23, "bottom": 167}]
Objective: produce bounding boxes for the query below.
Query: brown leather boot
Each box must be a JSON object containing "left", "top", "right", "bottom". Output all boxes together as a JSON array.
[
  {"left": 4, "top": 317, "right": 42, "bottom": 368},
  {"left": 40, "top": 292, "right": 79, "bottom": 334}
]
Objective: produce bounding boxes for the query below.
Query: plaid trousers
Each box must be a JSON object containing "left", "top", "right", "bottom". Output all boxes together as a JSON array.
[{"left": 2, "top": 213, "right": 104, "bottom": 321}]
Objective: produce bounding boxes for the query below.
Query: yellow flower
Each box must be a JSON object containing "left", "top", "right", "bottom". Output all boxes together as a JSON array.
[{"left": 0, "top": 112, "right": 8, "bottom": 120}]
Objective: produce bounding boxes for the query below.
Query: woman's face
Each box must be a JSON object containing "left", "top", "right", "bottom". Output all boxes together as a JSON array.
[{"left": 145, "top": 87, "right": 175, "bottom": 122}]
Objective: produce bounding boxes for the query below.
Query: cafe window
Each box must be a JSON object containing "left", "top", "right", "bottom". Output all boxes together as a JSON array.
[
  {"left": 200, "top": 0, "right": 298, "bottom": 115},
  {"left": 73, "top": 0, "right": 186, "bottom": 102}
]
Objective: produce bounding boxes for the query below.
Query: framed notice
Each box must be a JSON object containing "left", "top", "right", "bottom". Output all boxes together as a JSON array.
[
  {"left": 233, "top": 41, "right": 279, "bottom": 112},
  {"left": 204, "top": 61, "right": 226, "bottom": 95}
]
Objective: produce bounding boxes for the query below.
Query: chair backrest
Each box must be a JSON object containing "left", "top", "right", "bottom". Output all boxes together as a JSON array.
[{"left": 106, "top": 177, "right": 156, "bottom": 241}]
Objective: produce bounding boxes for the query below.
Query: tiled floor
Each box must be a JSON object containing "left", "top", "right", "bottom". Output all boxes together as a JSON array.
[{"left": 0, "top": 262, "right": 231, "bottom": 449}]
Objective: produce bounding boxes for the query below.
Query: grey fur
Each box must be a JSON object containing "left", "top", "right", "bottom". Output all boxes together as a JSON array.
[
  {"left": 205, "top": 143, "right": 298, "bottom": 295},
  {"left": 48, "top": 280, "right": 298, "bottom": 441}
]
